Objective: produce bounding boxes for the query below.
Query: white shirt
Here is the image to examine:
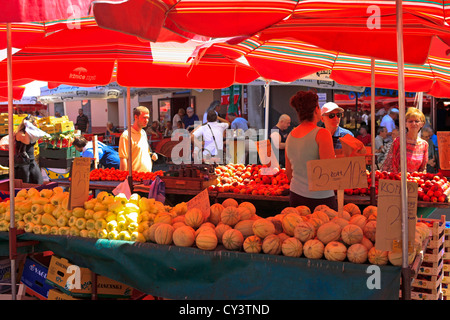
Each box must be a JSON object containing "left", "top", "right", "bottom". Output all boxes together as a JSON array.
[
  {"left": 172, "top": 113, "right": 182, "bottom": 127},
  {"left": 380, "top": 114, "right": 396, "bottom": 133},
  {"left": 193, "top": 122, "right": 229, "bottom": 156}
]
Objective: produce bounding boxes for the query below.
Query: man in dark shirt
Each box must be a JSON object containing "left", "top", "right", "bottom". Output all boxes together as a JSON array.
[{"left": 75, "top": 108, "right": 89, "bottom": 133}]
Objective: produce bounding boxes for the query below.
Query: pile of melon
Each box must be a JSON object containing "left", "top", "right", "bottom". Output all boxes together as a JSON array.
[{"left": 145, "top": 198, "right": 431, "bottom": 266}]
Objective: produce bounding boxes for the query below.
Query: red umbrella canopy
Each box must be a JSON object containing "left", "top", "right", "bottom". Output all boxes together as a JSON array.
[
  {"left": 0, "top": 85, "right": 25, "bottom": 101},
  {"left": 92, "top": 0, "right": 450, "bottom": 64},
  {"left": 0, "top": 0, "right": 94, "bottom": 23},
  {"left": 0, "top": 23, "right": 259, "bottom": 89}
]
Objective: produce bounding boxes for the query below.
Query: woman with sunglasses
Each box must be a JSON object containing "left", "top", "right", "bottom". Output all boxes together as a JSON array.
[
  {"left": 285, "top": 91, "right": 337, "bottom": 212},
  {"left": 320, "top": 102, "right": 354, "bottom": 150},
  {"left": 381, "top": 107, "right": 428, "bottom": 174}
]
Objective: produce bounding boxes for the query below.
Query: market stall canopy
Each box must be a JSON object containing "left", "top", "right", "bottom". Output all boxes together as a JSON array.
[
  {"left": 194, "top": 35, "right": 450, "bottom": 98},
  {"left": 0, "top": 23, "right": 259, "bottom": 89},
  {"left": 92, "top": 0, "right": 450, "bottom": 64},
  {"left": 0, "top": 85, "right": 25, "bottom": 101}
]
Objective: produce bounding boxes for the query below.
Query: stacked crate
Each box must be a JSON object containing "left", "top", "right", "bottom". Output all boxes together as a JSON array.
[
  {"left": 0, "top": 113, "right": 27, "bottom": 135},
  {"left": 412, "top": 216, "right": 446, "bottom": 300},
  {"left": 38, "top": 116, "right": 77, "bottom": 169},
  {"left": 443, "top": 222, "right": 450, "bottom": 300}
]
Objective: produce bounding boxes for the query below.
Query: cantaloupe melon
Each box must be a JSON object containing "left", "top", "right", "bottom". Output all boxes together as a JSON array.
[
  {"left": 347, "top": 243, "right": 368, "bottom": 264},
  {"left": 195, "top": 229, "right": 218, "bottom": 250},
  {"left": 341, "top": 224, "right": 364, "bottom": 245},
  {"left": 222, "top": 198, "right": 239, "bottom": 208},
  {"left": 368, "top": 247, "right": 389, "bottom": 265},
  {"left": 234, "top": 219, "right": 255, "bottom": 238},
  {"left": 281, "top": 212, "right": 304, "bottom": 236},
  {"left": 222, "top": 229, "right": 244, "bottom": 250},
  {"left": 324, "top": 241, "right": 347, "bottom": 261},
  {"left": 209, "top": 203, "right": 224, "bottom": 225},
  {"left": 154, "top": 224, "right": 174, "bottom": 245},
  {"left": 281, "top": 237, "right": 303, "bottom": 257},
  {"left": 221, "top": 206, "right": 241, "bottom": 226},
  {"left": 262, "top": 234, "right": 282, "bottom": 255},
  {"left": 185, "top": 208, "right": 204, "bottom": 229},
  {"left": 243, "top": 235, "right": 262, "bottom": 253},
  {"left": 293, "top": 221, "right": 316, "bottom": 242},
  {"left": 252, "top": 218, "right": 275, "bottom": 238},
  {"left": 172, "top": 225, "right": 196, "bottom": 247},
  {"left": 303, "top": 239, "right": 324, "bottom": 259},
  {"left": 316, "top": 222, "right": 341, "bottom": 244}
]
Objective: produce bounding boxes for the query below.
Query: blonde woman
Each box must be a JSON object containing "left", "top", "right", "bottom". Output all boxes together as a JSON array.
[{"left": 382, "top": 107, "right": 428, "bottom": 174}]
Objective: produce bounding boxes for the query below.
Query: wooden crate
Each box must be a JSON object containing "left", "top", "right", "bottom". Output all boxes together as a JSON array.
[
  {"left": 411, "top": 285, "right": 442, "bottom": 300},
  {"left": 419, "top": 259, "right": 444, "bottom": 276},
  {"left": 418, "top": 216, "right": 446, "bottom": 240},
  {"left": 412, "top": 271, "right": 444, "bottom": 290},
  {"left": 161, "top": 175, "right": 217, "bottom": 191}
]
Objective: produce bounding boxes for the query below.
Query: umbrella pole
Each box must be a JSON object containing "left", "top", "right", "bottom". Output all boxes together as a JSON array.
[
  {"left": 370, "top": 58, "right": 376, "bottom": 206},
  {"left": 126, "top": 87, "right": 133, "bottom": 192},
  {"left": 264, "top": 81, "right": 270, "bottom": 140},
  {"left": 6, "top": 23, "right": 17, "bottom": 301},
  {"left": 396, "top": 0, "right": 411, "bottom": 300}
]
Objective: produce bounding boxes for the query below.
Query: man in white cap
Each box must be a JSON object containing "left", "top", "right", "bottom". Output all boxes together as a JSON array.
[
  {"left": 379, "top": 107, "right": 399, "bottom": 142},
  {"left": 320, "top": 102, "right": 354, "bottom": 150}
]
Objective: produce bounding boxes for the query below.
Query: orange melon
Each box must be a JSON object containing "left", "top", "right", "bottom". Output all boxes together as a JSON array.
[
  {"left": 234, "top": 219, "right": 255, "bottom": 238},
  {"left": 154, "top": 223, "right": 174, "bottom": 245},
  {"left": 363, "top": 220, "right": 377, "bottom": 242},
  {"left": 262, "top": 234, "right": 282, "bottom": 255},
  {"left": 331, "top": 217, "right": 349, "bottom": 229},
  {"left": 303, "top": 239, "right": 325, "bottom": 259},
  {"left": 252, "top": 218, "right": 275, "bottom": 238},
  {"left": 237, "top": 206, "right": 253, "bottom": 221},
  {"left": 316, "top": 222, "right": 342, "bottom": 244},
  {"left": 172, "top": 221, "right": 187, "bottom": 229},
  {"left": 243, "top": 235, "right": 262, "bottom": 253},
  {"left": 195, "top": 229, "right": 218, "bottom": 250},
  {"left": 360, "top": 236, "right": 374, "bottom": 251},
  {"left": 314, "top": 204, "right": 330, "bottom": 212},
  {"left": 341, "top": 224, "right": 364, "bottom": 245},
  {"left": 222, "top": 229, "right": 244, "bottom": 250},
  {"left": 308, "top": 217, "right": 324, "bottom": 231},
  {"left": 238, "top": 202, "right": 256, "bottom": 217},
  {"left": 295, "top": 205, "right": 311, "bottom": 216},
  {"left": 209, "top": 203, "right": 224, "bottom": 225},
  {"left": 368, "top": 247, "right": 389, "bottom": 265},
  {"left": 277, "top": 232, "right": 290, "bottom": 244},
  {"left": 215, "top": 223, "right": 232, "bottom": 243},
  {"left": 281, "top": 207, "right": 300, "bottom": 217},
  {"left": 222, "top": 198, "right": 239, "bottom": 208},
  {"left": 143, "top": 222, "right": 162, "bottom": 242},
  {"left": 293, "top": 221, "right": 316, "bottom": 242},
  {"left": 343, "top": 203, "right": 361, "bottom": 216},
  {"left": 221, "top": 206, "right": 241, "bottom": 226},
  {"left": 324, "top": 241, "right": 347, "bottom": 261},
  {"left": 185, "top": 208, "right": 204, "bottom": 229},
  {"left": 172, "top": 225, "right": 196, "bottom": 247},
  {"left": 281, "top": 237, "right": 303, "bottom": 257},
  {"left": 349, "top": 214, "right": 367, "bottom": 230},
  {"left": 388, "top": 250, "right": 415, "bottom": 266},
  {"left": 154, "top": 212, "right": 173, "bottom": 225},
  {"left": 362, "top": 205, "right": 377, "bottom": 219},
  {"left": 281, "top": 212, "right": 304, "bottom": 236},
  {"left": 347, "top": 244, "right": 368, "bottom": 264},
  {"left": 310, "top": 211, "right": 330, "bottom": 223}
]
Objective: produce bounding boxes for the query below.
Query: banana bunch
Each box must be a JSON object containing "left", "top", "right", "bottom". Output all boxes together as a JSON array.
[{"left": 0, "top": 187, "right": 188, "bottom": 244}]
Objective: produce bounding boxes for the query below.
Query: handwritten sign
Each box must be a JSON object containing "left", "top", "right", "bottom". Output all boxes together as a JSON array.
[
  {"left": 437, "top": 132, "right": 450, "bottom": 170},
  {"left": 69, "top": 157, "right": 91, "bottom": 209},
  {"left": 306, "top": 156, "right": 367, "bottom": 191},
  {"left": 187, "top": 188, "right": 211, "bottom": 221},
  {"left": 256, "top": 139, "right": 280, "bottom": 173},
  {"left": 375, "top": 179, "right": 418, "bottom": 252}
]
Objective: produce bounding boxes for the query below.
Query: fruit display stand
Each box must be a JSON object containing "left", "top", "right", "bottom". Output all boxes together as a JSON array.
[{"left": 443, "top": 223, "right": 450, "bottom": 300}]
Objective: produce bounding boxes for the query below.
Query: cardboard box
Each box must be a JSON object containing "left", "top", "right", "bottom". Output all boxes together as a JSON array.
[
  {"left": 47, "top": 288, "right": 80, "bottom": 300},
  {"left": 20, "top": 257, "right": 53, "bottom": 300},
  {"left": 46, "top": 256, "right": 133, "bottom": 298}
]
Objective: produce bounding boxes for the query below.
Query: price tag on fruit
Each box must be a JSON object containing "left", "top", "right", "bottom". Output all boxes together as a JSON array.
[
  {"left": 69, "top": 157, "right": 91, "bottom": 209},
  {"left": 375, "top": 179, "right": 418, "bottom": 252},
  {"left": 437, "top": 132, "right": 450, "bottom": 170},
  {"left": 306, "top": 156, "right": 367, "bottom": 191}
]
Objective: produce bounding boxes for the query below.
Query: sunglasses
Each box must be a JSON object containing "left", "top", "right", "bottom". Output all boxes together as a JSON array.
[{"left": 326, "top": 113, "right": 343, "bottom": 119}]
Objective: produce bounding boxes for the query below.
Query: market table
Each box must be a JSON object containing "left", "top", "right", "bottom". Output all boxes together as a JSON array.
[{"left": 0, "top": 232, "right": 402, "bottom": 300}]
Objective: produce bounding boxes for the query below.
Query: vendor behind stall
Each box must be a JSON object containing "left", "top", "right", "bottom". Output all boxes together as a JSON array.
[{"left": 73, "top": 136, "right": 120, "bottom": 169}]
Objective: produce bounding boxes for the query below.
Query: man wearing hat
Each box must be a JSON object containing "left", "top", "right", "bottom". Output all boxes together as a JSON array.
[
  {"left": 379, "top": 107, "right": 399, "bottom": 142},
  {"left": 320, "top": 102, "right": 354, "bottom": 150}
]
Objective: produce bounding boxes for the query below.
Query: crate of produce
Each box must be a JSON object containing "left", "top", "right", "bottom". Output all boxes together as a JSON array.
[
  {"left": 38, "top": 157, "right": 74, "bottom": 169},
  {"left": 419, "top": 259, "right": 444, "bottom": 276},
  {"left": 413, "top": 270, "right": 444, "bottom": 290},
  {"left": 55, "top": 121, "right": 74, "bottom": 133},
  {"left": 418, "top": 216, "right": 446, "bottom": 240},
  {"left": 38, "top": 146, "right": 79, "bottom": 159},
  {"left": 45, "top": 255, "right": 133, "bottom": 298},
  {"left": 411, "top": 285, "right": 442, "bottom": 300},
  {"left": 20, "top": 257, "right": 53, "bottom": 300},
  {"left": 161, "top": 175, "right": 217, "bottom": 191},
  {"left": 423, "top": 245, "right": 445, "bottom": 263}
]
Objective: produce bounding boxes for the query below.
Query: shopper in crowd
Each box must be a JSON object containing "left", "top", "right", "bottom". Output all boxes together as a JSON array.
[
  {"left": 182, "top": 107, "right": 200, "bottom": 132},
  {"left": 146, "top": 120, "right": 163, "bottom": 150},
  {"left": 361, "top": 110, "right": 369, "bottom": 126},
  {"left": 164, "top": 121, "right": 173, "bottom": 138},
  {"left": 192, "top": 109, "right": 230, "bottom": 163},
  {"left": 285, "top": 91, "right": 337, "bottom": 212},
  {"left": 105, "top": 121, "right": 119, "bottom": 145},
  {"left": 172, "top": 108, "right": 185, "bottom": 128},
  {"left": 356, "top": 125, "right": 371, "bottom": 146},
  {"left": 421, "top": 126, "right": 438, "bottom": 173},
  {"left": 75, "top": 108, "right": 90, "bottom": 134},
  {"left": 14, "top": 115, "right": 44, "bottom": 184},
  {"left": 119, "top": 106, "right": 158, "bottom": 172},
  {"left": 203, "top": 100, "right": 220, "bottom": 124},
  {"left": 374, "top": 126, "right": 388, "bottom": 168},
  {"left": 379, "top": 107, "right": 399, "bottom": 142},
  {"left": 228, "top": 112, "right": 249, "bottom": 134},
  {"left": 381, "top": 107, "right": 428, "bottom": 174},
  {"left": 73, "top": 136, "right": 120, "bottom": 169},
  {"left": 270, "top": 114, "right": 291, "bottom": 168},
  {"left": 320, "top": 102, "right": 354, "bottom": 150}
]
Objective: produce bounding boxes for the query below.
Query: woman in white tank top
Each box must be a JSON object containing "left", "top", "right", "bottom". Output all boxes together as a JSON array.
[{"left": 285, "top": 91, "right": 338, "bottom": 212}]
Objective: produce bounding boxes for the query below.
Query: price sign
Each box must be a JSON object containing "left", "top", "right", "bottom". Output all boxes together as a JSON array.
[
  {"left": 187, "top": 188, "right": 211, "bottom": 221},
  {"left": 437, "top": 132, "right": 450, "bottom": 170},
  {"left": 375, "top": 179, "right": 418, "bottom": 252},
  {"left": 69, "top": 157, "right": 91, "bottom": 209},
  {"left": 256, "top": 139, "right": 279, "bottom": 173},
  {"left": 306, "top": 156, "right": 367, "bottom": 191}
]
